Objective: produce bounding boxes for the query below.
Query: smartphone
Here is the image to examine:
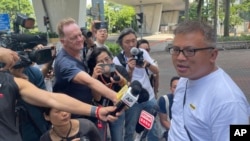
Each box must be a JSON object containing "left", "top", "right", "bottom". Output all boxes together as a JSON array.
[{"left": 99, "top": 63, "right": 116, "bottom": 73}]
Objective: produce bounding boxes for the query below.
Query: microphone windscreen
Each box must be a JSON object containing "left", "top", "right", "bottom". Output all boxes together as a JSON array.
[
  {"left": 137, "top": 88, "right": 149, "bottom": 103},
  {"left": 130, "top": 80, "right": 142, "bottom": 96},
  {"left": 130, "top": 47, "right": 139, "bottom": 56},
  {"left": 113, "top": 75, "right": 120, "bottom": 81}
]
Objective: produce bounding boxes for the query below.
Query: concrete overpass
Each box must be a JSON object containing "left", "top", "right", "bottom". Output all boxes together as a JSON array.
[
  {"left": 31, "top": 0, "right": 184, "bottom": 34},
  {"left": 108, "top": 0, "right": 185, "bottom": 34},
  {"left": 32, "top": 0, "right": 88, "bottom": 33}
]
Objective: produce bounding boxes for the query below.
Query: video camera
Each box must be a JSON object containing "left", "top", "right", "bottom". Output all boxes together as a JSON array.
[
  {"left": 130, "top": 47, "right": 144, "bottom": 67},
  {"left": 0, "top": 13, "right": 53, "bottom": 69}
]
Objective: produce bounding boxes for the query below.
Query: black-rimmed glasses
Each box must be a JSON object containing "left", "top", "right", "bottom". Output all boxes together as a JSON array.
[{"left": 169, "top": 46, "right": 215, "bottom": 57}]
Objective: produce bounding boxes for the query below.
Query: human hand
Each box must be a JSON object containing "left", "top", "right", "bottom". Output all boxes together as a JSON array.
[
  {"left": 110, "top": 70, "right": 127, "bottom": 86},
  {"left": 98, "top": 106, "right": 122, "bottom": 122},
  {"left": 92, "top": 63, "right": 103, "bottom": 78},
  {"left": 9, "top": 67, "right": 28, "bottom": 80},
  {"left": 142, "top": 60, "right": 151, "bottom": 68},
  {"left": 127, "top": 57, "right": 136, "bottom": 71},
  {"left": 45, "top": 69, "right": 54, "bottom": 79},
  {"left": 0, "top": 47, "right": 19, "bottom": 70}
]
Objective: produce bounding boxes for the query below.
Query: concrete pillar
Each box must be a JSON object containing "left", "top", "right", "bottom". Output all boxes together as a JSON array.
[
  {"left": 136, "top": 3, "right": 163, "bottom": 34},
  {"left": 32, "top": 0, "right": 87, "bottom": 33}
]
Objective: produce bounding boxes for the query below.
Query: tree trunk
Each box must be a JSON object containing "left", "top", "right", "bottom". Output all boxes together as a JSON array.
[
  {"left": 224, "top": 0, "right": 230, "bottom": 36},
  {"left": 184, "top": 0, "right": 190, "bottom": 21},
  {"left": 197, "top": 0, "right": 204, "bottom": 21},
  {"left": 214, "top": 0, "right": 218, "bottom": 37}
]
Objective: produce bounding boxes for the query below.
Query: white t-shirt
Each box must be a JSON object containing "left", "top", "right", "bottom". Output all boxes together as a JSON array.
[
  {"left": 94, "top": 41, "right": 108, "bottom": 49},
  {"left": 113, "top": 48, "right": 156, "bottom": 100},
  {"left": 168, "top": 68, "right": 249, "bottom": 141}
]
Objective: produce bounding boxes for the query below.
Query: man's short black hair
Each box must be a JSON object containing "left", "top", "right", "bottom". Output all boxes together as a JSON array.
[
  {"left": 95, "top": 22, "right": 108, "bottom": 30},
  {"left": 170, "top": 76, "right": 180, "bottom": 87}
]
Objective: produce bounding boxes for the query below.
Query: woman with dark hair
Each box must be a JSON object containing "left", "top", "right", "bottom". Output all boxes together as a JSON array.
[
  {"left": 40, "top": 107, "right": 101, "bottom": 141},
  {"left": 87, "top": 47, "right": 129, "bottom": 141}
]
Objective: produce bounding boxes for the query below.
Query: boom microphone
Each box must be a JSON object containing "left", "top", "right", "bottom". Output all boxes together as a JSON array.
[{"left": 110, "top": 80, "right": 142, "bottom": 116}]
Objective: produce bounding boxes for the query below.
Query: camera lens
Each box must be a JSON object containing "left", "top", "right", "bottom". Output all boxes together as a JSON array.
[{"left": 86, "top": 31, "right": 92, "bottom": 38}]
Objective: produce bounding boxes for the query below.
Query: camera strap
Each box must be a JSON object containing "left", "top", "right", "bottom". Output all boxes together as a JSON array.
[
  {"left": 117, "top": 52, "right": 127, "bottom": 68},
  {"left": 99, "top": 75, "right": 113, "bottom": 89}
]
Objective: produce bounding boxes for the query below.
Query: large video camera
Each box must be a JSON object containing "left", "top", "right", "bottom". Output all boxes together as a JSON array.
[
  {"left": 0, "top": 13, "right": 53, "bottom": 69},
  {"left": 130, "top": 47, "right": 144, "bottom": 67}
]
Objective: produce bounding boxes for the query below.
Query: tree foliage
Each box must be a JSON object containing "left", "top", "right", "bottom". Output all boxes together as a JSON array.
[
  {"left": 189, "top": 0, "right": 250, "bottom": 26},
  {"left": 0, "top": 0, "right": 34, "bottom": 23},
  {"left": 104, "top": 2, "right": 135, "bottom": 32}
]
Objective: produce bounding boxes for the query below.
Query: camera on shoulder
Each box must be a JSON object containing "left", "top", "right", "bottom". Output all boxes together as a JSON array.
[{"left": 0, "top": 13, "right": 53, "bottom": 69}]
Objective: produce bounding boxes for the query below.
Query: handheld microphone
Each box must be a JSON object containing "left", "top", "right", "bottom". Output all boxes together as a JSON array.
[
  {"left": 135, "top": 105, "right": 159, "bottom": 133},
  {"left": 137, "top": 88, "right": 149, "bottom": 103},
  {"left": 116, "top": 84, "right": 129, "bottom": 100},
  {"left": 110, "top": 80, "right": 142, "bottom": 116}
]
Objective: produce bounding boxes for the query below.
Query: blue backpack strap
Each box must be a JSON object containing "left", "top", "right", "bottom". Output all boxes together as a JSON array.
[{"left": 166, "top": 94, "right": 174, "bottom": 119}]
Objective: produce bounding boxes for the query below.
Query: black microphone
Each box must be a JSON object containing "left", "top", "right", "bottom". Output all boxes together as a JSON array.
[
  {"left": 130, "top": 47, "right": 140, "bottom": 56},
  {"left": 110, "top": 80, "right": 142, "bottom": 116},
  {"left": 111, "top": 72, "right": 121, "bottom": 81},
  {"left": 135, "top": 105, "right": 159, "bottom": 133},
  {"left": 113, "top": 75, "right": 121, "bottom": 81},
  {"left": 137, "top": 88, "right": 149, "bottom": 103}
]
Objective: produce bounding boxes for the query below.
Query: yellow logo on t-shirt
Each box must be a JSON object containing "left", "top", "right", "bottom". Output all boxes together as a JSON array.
[{"left": 190, "top": 104, "right": 196, "bottom": 110}]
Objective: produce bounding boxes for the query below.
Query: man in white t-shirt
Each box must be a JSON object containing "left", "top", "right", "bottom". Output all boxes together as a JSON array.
[{"left": 168, "top": 20, "right": 249, "bottom": 141}]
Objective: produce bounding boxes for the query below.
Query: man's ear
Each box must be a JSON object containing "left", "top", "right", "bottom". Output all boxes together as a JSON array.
[
  {"left": 60, "top": 38, "right": 65, "bottom": 44},
  {"left": 210, "top": 48, "right": 218, "bottom": 63},
  {"left": 43, "top": 113, "right": 50, "bottom": 121}
]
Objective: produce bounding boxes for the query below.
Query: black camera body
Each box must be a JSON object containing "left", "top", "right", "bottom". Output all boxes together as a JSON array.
[
  {"left": 130, "top": 47, "right": 144, "bottom": 67},
  {"left": 0, "top": 32, "right": 52, "bottom": 69}
]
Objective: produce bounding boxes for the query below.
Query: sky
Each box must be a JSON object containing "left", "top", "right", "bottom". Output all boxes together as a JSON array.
[{"left": 87, "top": 0, "right": 91, "bottom": 5}]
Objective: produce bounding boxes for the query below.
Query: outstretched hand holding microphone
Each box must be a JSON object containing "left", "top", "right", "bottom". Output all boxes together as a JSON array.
[{"left": 110, "top": 80, "right": 149, "bottom": 116}]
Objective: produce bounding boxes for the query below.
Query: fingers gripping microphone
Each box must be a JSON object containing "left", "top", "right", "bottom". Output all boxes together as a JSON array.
[{"left": 110, "top": 80, "right": 142, "bottom": 116}]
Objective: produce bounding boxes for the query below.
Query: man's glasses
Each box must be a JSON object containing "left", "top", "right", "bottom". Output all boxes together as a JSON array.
[{"left": 169, "top": 46, "right": 214, "bottom": 57}]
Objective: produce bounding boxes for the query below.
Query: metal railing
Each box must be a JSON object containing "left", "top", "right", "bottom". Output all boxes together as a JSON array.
[{"left": 216, "top": 41, "right": 250, "bottom": 50}]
